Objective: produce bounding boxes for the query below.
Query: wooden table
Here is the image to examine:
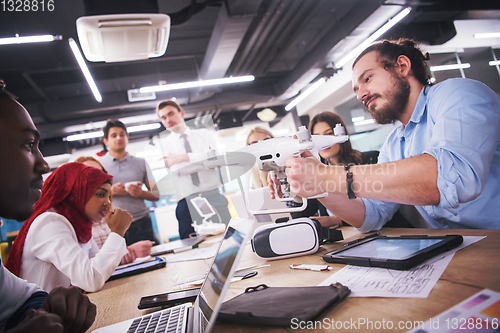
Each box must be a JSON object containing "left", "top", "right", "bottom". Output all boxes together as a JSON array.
[{"left": 87, "top": 228, "right": 500, "bottom": 332}]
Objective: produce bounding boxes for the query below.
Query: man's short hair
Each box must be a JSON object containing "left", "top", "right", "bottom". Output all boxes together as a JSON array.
[
  {"left": 0, "top": 80, "right": 17, "bottom": 101},
  {"left": 352, "top": 38, "right": 432, "bottom": 86},
  {"left": 0, "top": 80, "right": 18, "bottom": 118},
  {"left": 103, "top": 119, "right": 127, "bottom": 139},
  {"left": 156, "top": 100, "right": 182, "bottom": 115}
]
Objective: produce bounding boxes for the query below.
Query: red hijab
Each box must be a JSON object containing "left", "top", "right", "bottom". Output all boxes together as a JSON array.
[{"left": 6, "top": 162, "right": 112, "bottom": 276}]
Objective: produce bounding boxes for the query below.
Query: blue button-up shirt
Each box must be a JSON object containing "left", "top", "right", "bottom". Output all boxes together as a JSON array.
[{"left": 359, "top": 78, "right": 500, "bottom": 232}]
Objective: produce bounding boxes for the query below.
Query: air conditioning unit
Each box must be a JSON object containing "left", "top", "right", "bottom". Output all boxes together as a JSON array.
[
  {"left": 76, "top": 13, "right": 170, "bottom": 63},
  {"left": 127, "top": 88, "right": 156, "bottom": 102}
]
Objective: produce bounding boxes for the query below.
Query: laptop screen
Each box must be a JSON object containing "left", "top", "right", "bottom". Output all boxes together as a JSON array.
[{"left": 196, "top": 219, "right": 252, "bottom": 332}]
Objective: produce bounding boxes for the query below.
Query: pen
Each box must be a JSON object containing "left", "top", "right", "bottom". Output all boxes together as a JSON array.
[
  {"left": 343, "top": 232, "right": 380, "bottom": 247},
  {"left": 289, "top": 264, "right": 333, "bottom": 271}
]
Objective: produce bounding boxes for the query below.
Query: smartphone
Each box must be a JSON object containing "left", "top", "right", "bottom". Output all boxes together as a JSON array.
[{"left": 138, "top": 288, "right": 200, "bottom": 310}]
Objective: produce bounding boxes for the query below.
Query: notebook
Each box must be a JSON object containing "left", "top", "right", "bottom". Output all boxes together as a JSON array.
[
  {"left": 93, "top": 217, "right": 255, "bottom": 333},
  {"left": 150, "top": 236, "right": 207, "bottom": 256}
]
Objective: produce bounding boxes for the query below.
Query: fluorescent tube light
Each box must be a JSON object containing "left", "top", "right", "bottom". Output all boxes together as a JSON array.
[
  {"left": 128, "top": 123, "right": 161, "bottom": 133},
  {"left": 489, "top": 60, "right": 500, "bottom": 66},
  {"left": 474, "top": 32, "right": 500, "bottom": 39},
  {"left": 68, "top": 38, "right": 102, "bottom": 103},
  {"left": 65, "top": 123, "right": 161, "bottom": 142},
  {"left": 335, "top": 7, "right": 412, "bottom": 69},
  {"left": 66, "top": 131, "right": 104, "bottom": 141},
  {"left": 351, "top": 116, "right": 365, "bottom": 122},
  {"left": 121, "top": 114, "right": 160, "bottom": 125},
  {"left": 0, "top": 34, "right": 62, "bottom": 45},
  {"left": 430, "top": 63, "right": 471, "bottom": 72},
  {"left": 353, "top": 119, "right": 375, "bottom": 126},
  {"left": 140, "top": 75, "right": 255, "bottom": 93},
  {"left": 285, "top": 77, "right": 326, "bottom": 111},
  {"left": 63, "top": 114, "right": 160, "bottom": 134},
  {"left": 136, "top": 150, "right": 162, "bottom": 158}
]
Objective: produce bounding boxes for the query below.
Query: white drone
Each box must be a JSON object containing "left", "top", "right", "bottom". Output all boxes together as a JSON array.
[{"left": 238, "top": 124, "right": 349, "bottom": 214}]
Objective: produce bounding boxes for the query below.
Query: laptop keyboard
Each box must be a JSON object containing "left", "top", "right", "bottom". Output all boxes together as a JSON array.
[
  {"left": 200, "top": 312, "right": 209, "bottom": 332},
  {"left": 127, "top": 305, "right": 186, "bottom": 333}
]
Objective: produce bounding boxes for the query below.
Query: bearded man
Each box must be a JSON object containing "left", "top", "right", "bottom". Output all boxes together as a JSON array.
[{"left": 271, "top": 38, "right": 500, "bottom": 232}]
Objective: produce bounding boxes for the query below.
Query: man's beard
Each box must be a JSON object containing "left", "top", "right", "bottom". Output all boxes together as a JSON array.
[{"left": 365, "top": 73, "right": 410, "bottom": 124}]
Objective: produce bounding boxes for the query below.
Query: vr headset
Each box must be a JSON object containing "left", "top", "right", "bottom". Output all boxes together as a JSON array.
[{"left": 250, "top": 217, "right": 343, "bottom": 260}]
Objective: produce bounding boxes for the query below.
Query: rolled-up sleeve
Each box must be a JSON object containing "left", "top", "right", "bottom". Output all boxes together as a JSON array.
[
  {"left": 423, "top": 80, "right": 500, "bottom": 211},
  {"left": 358, "top": 198, "right": 400, "bottom": 233},
  {"left": 357, "top": 137, "right": 401, "bottom": 233}
]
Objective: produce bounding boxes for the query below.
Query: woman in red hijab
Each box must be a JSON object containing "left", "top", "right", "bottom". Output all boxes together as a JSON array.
[{"left": 6, "top": 162, "right": 133, "bottom": 292}]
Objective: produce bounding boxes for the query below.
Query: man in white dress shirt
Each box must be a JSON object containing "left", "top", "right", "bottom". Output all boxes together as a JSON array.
[{"left": 156, "top": 100, "right": 231, "bottom": 239}]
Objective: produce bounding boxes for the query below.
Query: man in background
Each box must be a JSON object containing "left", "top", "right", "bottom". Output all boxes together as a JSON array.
[
  {"left": 156, "top": 100, "right": 231, "bottom": 239},
  {"left": 0, "top": 80, "right": 96, "bottom": 333},
  {"left": 101, "top": 119, "right": 160, "bottom": 245}
]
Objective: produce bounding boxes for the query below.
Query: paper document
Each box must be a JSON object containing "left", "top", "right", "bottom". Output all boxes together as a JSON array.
[
  {"left": 165, "top": 243, "right": 219, "bottom": 263},
  {"left": 116, "top": 256, "right": 152, "bottom": 269},
  {"left": 318, "top": 236, "right": 485, "bottom": 298},
  {"left": 172, "top": 264, "right": 270, "bottom": 287},
  {"left": 203, "top": 236, "right": 223, "bottom": 244},
  {"left": 406, "top": 289, "right": 500, "bottom": 332}
]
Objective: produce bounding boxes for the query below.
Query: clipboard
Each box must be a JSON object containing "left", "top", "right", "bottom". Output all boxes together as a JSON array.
[
  {"left": 107, "top": 256, "right": 166, "bottom": 281},
  {"left": 322, "top": 234, "right": 463, "bottom": 270}
]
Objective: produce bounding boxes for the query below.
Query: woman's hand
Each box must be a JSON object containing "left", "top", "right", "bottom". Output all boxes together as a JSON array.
[
  {"left": 120, "top": 251, "right": 137, "bottom": 265},
  {"left": 105, "top": 208, "right": 133, "bottom": 237},
  {"left": 128, "top": 241, "right": 154, "bottom": 258}
]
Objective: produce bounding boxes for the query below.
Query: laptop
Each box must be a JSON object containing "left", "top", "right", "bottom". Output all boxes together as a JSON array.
[{"left": 93, "top": 217, "right": 255, "bottom": 333}]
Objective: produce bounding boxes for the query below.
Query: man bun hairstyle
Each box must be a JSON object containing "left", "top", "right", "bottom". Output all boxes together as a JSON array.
[{"left": 353, "top": 38, "right": 433, "bottom": 86}]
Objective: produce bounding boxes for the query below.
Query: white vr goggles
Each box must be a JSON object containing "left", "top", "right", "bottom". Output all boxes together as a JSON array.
[{"left": 251, "top": 217, "right": 343, "bottom": 260}]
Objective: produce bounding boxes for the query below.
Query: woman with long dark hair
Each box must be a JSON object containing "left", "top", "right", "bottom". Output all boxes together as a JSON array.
[
  {"left": 310, "top": 111, "right": 378, "bottom": 166},
  {"left": 290, "top": 112, "right": 378, "bottom": 225}
]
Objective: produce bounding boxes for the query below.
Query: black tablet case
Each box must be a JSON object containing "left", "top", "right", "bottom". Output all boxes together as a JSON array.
[
  {"left": 322, "top": 235, "right": 463, "bottom": 270},
  {"left": 107, "top": 257, "right": 166, "bottom": 281},
  {"left": 217, "top": 283, "right": 350, "bottom": 326}
]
